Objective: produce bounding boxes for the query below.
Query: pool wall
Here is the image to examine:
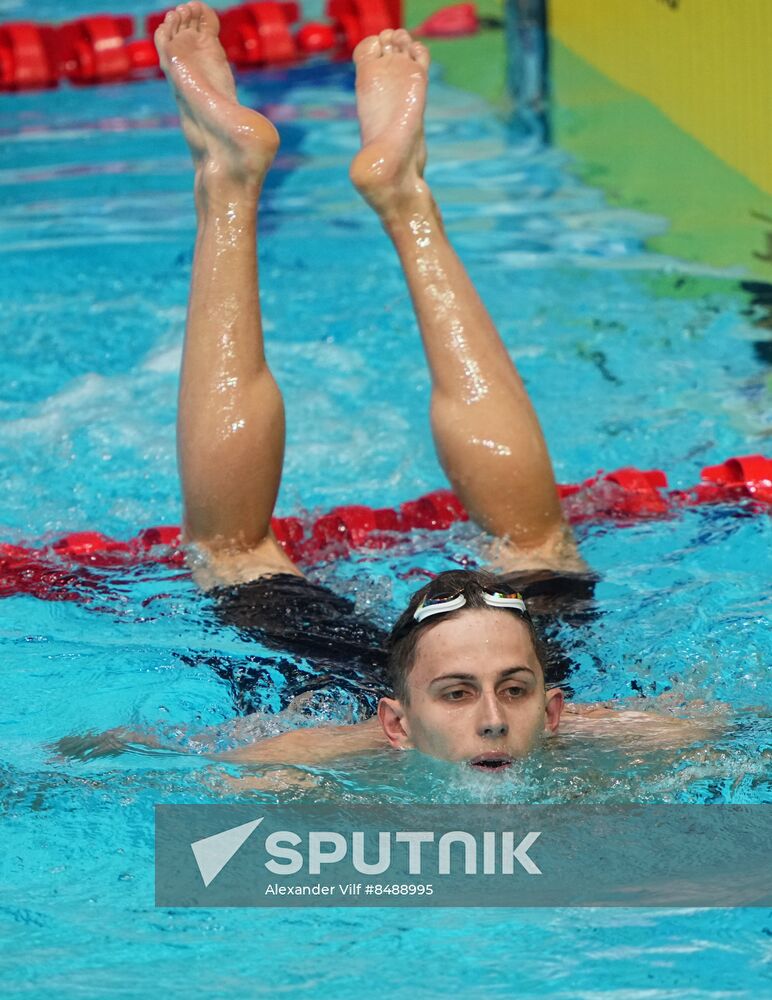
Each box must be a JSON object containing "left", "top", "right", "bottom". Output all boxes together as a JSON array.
[
  {"left": 415, "top": 0, "right": 772, "bottom": 279},
  {"left": 547, "top": 0, "right": 772, "bottom": 280}
]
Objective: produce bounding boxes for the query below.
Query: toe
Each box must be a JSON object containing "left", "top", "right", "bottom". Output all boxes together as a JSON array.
[
  {"left": 166, "top": 10, "right": 181, "bottom": 35},
  {"left": 379, "top": 28, "right": 395, "bottom": 52},
  {"left": 198, "top": 1, "right": 221, "bottom": 33},
  {"left": 153, "top": 23, "right": 169, "bottom": 50},
  {"left": 393, "top": 28, "right": 411, "bottom": 52},
  {"left": 188, "top": 1, "right": 202, "bottom": 31},
  {"left": 177, "top": 4, "right": 192, "bottom": 29},
  {"left": 409, "top": 41, "right": 431, "bottom": 70},
  {"left": 353, "top": 35, "right": 382, "bottom": 63}
]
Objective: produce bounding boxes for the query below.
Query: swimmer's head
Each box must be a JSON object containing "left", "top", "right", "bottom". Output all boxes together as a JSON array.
[{"left": 378, "top": 569, "right": 563, "bottom": 769}]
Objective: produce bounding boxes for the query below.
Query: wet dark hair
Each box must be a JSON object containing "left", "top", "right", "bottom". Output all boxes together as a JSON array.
[{"left": 386, "top": 568, "right": 549, "bottom": 703}]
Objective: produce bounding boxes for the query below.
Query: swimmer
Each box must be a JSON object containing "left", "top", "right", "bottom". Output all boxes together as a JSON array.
[{"left": 54, "top": 3, "right": 719, "bottom": 775}]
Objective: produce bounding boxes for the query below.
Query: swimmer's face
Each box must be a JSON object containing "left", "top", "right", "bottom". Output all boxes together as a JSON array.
[{"left": 378, "top": 609, "right": 563, "bottom": 769}]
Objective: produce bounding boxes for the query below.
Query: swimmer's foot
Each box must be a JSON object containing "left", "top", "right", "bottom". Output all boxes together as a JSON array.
[
  {"left": 154, "top": 1, "right": 278, "bottom": 188},
  {"left": 350, "top": 30, "right": 430, "bottom": 216}
]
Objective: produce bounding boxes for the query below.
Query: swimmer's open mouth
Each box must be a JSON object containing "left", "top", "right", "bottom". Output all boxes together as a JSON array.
[{"left": 469, "top": 753, "right": 513, "bottom": 772}]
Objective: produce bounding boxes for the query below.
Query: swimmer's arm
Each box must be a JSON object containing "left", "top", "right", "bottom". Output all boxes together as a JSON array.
[
  {"left": 50, "top": 727, "right": 173, "bottom": 760},
  {"left": 560, "top": 701, "right": 727, "bottom": 746},
  {"left": 211, "top": 717, "right": 388, "bottom": 767},
  {"left": 51, "top": 717, "right": 388, "bottom": 766}
]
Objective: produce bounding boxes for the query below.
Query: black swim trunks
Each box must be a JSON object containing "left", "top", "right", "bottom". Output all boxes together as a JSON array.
[
  {"left": 205, "top": 568, "right": 596, "bottom": 717},
  {"left": 209, "top": 574, "right": 389, "bottom": 717},
  {"left": 499, "top": 568, "right": 599, "bottom": 696}
]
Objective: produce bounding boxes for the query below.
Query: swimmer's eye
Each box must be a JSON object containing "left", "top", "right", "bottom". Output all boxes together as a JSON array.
[
  {"left": 442, "top": 689, "right": 470, "bottom": 702},
  {"left": 502, "top": 685, "right": 525, "bottom": 698}
]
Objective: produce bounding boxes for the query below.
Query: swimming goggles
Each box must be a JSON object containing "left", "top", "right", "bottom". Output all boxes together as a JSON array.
[{"left": 412, "top": 586, "right": 528, "bottom": 624}]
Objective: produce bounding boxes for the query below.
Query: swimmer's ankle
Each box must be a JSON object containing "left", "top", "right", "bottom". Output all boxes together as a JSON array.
[
  {"left": 376, "top": 183, "right": 441, "bottom": 231},
  {"left": 195, "top": 157, "right": 267, "bottom": 207},
  {"left": 363, "top": 176, "right": 432, "bottom": 220}
]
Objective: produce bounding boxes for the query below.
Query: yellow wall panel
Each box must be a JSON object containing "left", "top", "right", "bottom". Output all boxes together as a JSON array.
[{"left": 549, "top": 0, "right": 771, "bottom": 195}]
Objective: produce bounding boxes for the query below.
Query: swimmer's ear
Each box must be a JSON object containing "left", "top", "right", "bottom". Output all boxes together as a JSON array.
[
  {"left": 377, "top": 697, "right": 412, "bottom": 750},
  {"left": 544, "top": 687, "right": 564, "bottom": 734}
]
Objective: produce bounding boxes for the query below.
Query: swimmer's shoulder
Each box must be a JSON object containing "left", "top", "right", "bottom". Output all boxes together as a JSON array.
[{"left": 559, "top": 702, "right": 723, "bottom": 747}]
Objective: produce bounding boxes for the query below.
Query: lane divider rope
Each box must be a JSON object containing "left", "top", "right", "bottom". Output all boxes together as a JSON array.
[
  {"left": 2, "top": 454, "right": 769, "bottom": 603},
  {"left": 0, "top": 1, "right": 404, "bottom": 91}
]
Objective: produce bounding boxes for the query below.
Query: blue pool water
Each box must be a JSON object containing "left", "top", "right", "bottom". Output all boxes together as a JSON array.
[{"left": 1, "top": 3, "right": 771, "bottom": 996}]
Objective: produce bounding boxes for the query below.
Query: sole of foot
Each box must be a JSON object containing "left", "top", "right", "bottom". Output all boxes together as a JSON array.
[
  {"left": 154, "top": 1, "right": 279, "bottom": 188},
  {"left": 349, "top": 29, "right": 431, "bottom": 214}
]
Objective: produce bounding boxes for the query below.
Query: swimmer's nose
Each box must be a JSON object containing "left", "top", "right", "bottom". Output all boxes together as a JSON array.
[
  {"left": 480, "top": 720, "right": 508, "bottom": 738},
  {"left": 478, "top": 695, "right": 508, "bottom": 738}
]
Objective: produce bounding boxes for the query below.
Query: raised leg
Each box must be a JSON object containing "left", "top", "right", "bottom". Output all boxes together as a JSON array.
[
  {"left": 156, "top": 2, "right": 301, "bottom": 585},
  {"left": 350, "top": 31, "right": 581, "bottom": 569}
]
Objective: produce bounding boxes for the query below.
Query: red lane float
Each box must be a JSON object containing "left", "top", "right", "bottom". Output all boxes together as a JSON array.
[
  {"left": 417, "top": 2, "right": 478, "bottom": 38},
  {"left": 0, "top": 0, "right": 403, "bottom": 91},
  {"left": 1, "top": 455, "right": 769, "bottom": 604},
  {"left": 0, "top": 22, "right": 59, "bottom": 89}
]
